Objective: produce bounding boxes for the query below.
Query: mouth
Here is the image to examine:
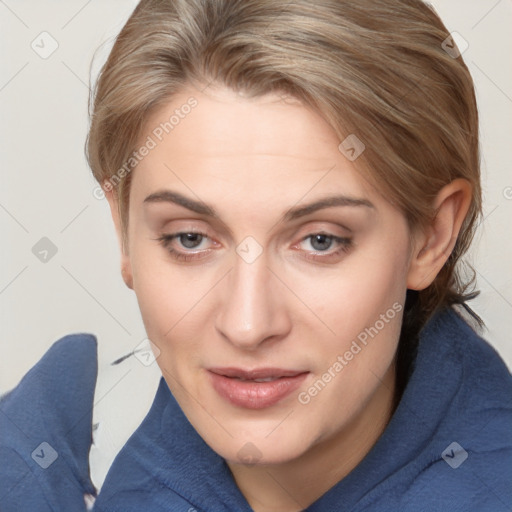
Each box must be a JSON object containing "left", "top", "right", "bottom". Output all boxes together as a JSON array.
[{"left": 208, "top": 367, "right": 309, "bottom": 409}]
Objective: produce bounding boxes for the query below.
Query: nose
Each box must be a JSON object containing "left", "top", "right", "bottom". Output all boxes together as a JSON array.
[{"left": 214, "top": 252, "right": 292, "bottom": 351}]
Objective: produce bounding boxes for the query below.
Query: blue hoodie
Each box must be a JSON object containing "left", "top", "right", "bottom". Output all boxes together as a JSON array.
[{"left": 1, "top": 308, "right": 511, "bottom": 511}]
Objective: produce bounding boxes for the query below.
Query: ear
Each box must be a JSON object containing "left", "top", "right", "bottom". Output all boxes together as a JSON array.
[
  {"left": 407, "top": 178, "right": 472, "bottom": 291},
  {"left": 105, "top": 186, "right": 133, "bottom": 290}
]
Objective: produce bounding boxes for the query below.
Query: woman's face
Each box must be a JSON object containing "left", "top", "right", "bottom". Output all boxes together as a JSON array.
[{"left": 122, "top": 84, "right": 413, "bottom": 465}]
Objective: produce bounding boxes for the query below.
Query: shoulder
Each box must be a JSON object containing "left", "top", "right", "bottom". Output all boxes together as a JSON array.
[
  {"left": 437, "top": 307, "right": 512, "bottom": 420},
  {"left": 402, "top": 308, "right": 512, "bottom": 511},
  {"left": 0, "top": 334, "right": 98, "bottom": 511},
  {"left": 414, "top": 306, "right": 512, "bottom": 406}
]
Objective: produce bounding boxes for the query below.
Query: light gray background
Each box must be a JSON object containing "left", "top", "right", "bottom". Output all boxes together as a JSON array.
[{"left": 1, "top": 0, "right": 511, "bottom": 489}]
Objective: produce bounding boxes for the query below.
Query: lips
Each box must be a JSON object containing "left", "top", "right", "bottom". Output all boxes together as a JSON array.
[{"left": 208, "top": 367, "right": 309, "bottom": 409}]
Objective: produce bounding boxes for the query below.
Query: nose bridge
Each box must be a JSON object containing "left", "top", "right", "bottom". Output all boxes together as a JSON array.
[{"left": 215, "top": 251, "right": 288, "bottom": 349}]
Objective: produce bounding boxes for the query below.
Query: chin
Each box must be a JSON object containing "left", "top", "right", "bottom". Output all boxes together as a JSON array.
[{"left": 215, "top": 426, "right": 314, "bottom": 466}]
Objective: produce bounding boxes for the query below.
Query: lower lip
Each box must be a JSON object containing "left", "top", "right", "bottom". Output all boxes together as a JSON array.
[{"left": 208, "top": 371, "right": 309, "bottom": 409}]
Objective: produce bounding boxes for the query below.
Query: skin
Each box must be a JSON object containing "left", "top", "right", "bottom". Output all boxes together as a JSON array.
[{"left": 106, "top": 84, "right": 472, "bottom": 511}]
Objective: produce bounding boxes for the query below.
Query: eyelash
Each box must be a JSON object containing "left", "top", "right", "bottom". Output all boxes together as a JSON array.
[
  {"left": 155, "top": 231, "right": 353, "bottom": 263},
  {"left": 296, "top": 233, "right": 353, "bottom": 262},
  {"left": 155, "top": 232, "right": 212, "bottom": 262}
]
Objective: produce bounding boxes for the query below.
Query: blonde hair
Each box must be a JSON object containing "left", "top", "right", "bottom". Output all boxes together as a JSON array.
[{"left": 87, "top": 0, "right": 482, "bottom": 385}]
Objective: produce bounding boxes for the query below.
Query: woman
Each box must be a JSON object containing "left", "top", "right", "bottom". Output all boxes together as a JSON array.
[{"left": 1, "top": 0, "right": 511, "bottom": 510}]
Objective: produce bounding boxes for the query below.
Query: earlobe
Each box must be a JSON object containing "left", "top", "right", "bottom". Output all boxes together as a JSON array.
[
  {"left": 120, "top": 262, "right": 134, "bottom": 290},
  {"left": 407, "top": 179, "right": 472, "bottom": 291},
  {"left": 105, "top": 186, "right": 134, "bottom": 290}
]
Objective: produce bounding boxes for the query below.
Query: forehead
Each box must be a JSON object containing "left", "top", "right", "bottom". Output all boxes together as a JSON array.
[{"left": 131, "top": 85, "right": 377, "bottom": 209}]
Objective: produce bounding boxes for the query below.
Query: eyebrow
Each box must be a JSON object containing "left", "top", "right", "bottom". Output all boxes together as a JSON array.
[
  {"left": 143, "top": 190, "right": 374, "bottom": 222},
  {"left": 144, "top": 190, "right": 216, "bottom": 217}
]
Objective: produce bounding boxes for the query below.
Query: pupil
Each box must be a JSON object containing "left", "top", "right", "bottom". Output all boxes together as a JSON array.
[
  {"left": 311, "top": 234, "right": 332, "bottom": 251},
  {"left": 180, "top": 233, "right": 202, "bottom": 249}
]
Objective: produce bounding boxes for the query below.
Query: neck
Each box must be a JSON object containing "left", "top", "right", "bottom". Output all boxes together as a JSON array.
[{"left": 227, "top": 363, "right": 397, "bottom": 512}]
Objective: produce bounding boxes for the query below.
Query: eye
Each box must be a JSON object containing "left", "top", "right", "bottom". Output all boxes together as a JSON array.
[
  {"left": 177, "top": 232, "right": 206, "bottom": 249},
  {"left": 307, "top": 234, "right": 335, "bottom": 251},
  {"left": 155, "top": 231, "right": 215, "bottom": 261},
  {"left": 294, "top": 232, "right": 353, "bottom": 262}
]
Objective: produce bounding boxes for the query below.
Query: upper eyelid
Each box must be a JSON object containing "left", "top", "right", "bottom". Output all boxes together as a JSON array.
[
  {"left": 155, "top": 213, "right": 353, "bottom": 238},
  {"left": 147, "top": 207, "right": 357, "bottom": 239},
  {"left": 158, "top": 219, "right": 353, "bottom": 239}
]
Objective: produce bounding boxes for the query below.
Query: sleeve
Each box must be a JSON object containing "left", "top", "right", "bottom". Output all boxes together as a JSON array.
[{"left": 0, "top": 334, "right": 98, "bottom": 511}]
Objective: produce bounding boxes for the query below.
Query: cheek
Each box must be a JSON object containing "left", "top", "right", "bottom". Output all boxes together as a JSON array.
[
  {"left": 322, "top": 242, "right": 408, "bottom": 397},
  {"left": 128, "top": 241, "right": 222, "bottom": 371},
  {"left": 293, "top": 255, "right": 406, "bottom": 434},
  {"left": 131, "top": 267, "right": 207, "bottom": 386},
  {"left": 289, "top": 235, "right": 410, "bottom": 416},
  {"left": 129, "top": 243, "right": 191, "bottom": 341},
  {"left": 291, "top": 239, "right": 409, "bottom": 346}
]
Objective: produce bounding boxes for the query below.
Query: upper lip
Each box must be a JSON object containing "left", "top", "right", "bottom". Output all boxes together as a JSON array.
[{"left": 208, "top": 367, "right": 308, "bottom": 380}]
